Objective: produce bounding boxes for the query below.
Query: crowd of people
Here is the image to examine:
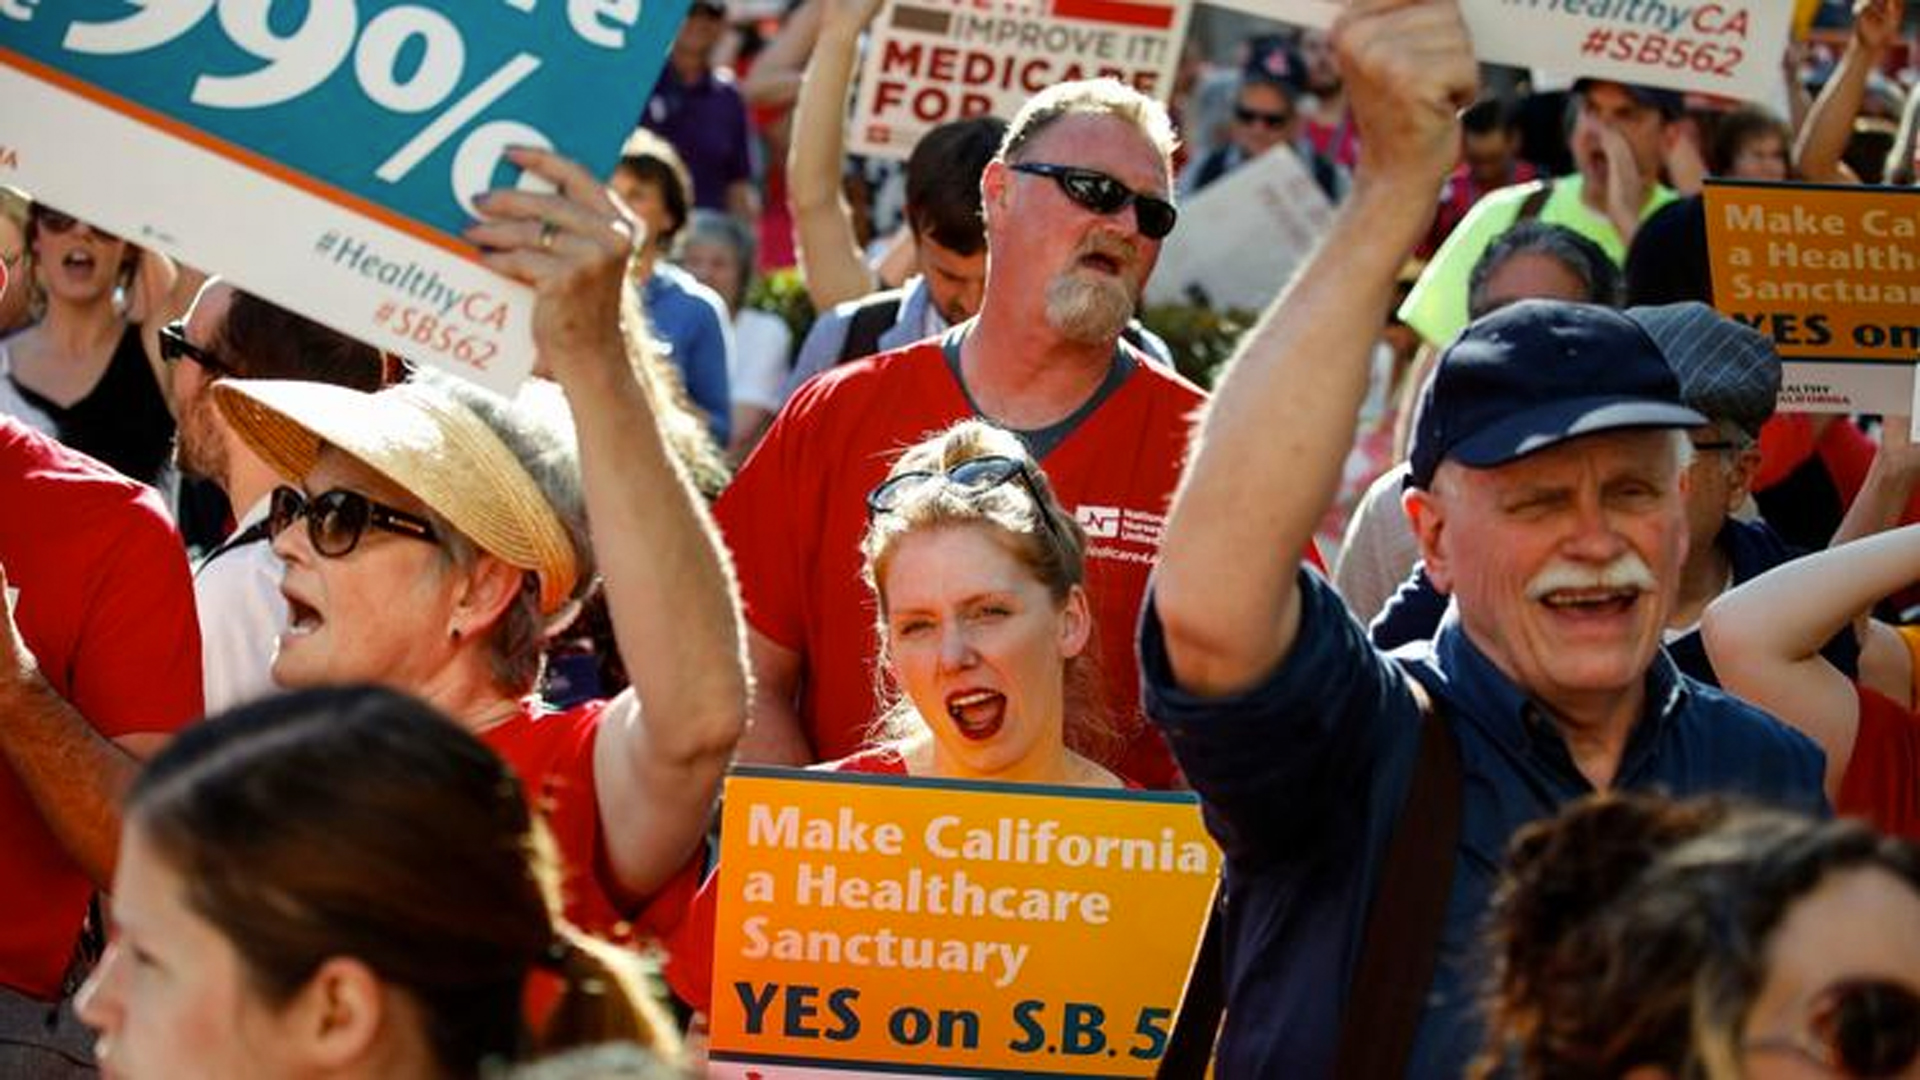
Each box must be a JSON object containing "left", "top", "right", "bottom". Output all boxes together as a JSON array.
[{"left": 2, "top": 0, "right": 1919, "bottom": 1076}]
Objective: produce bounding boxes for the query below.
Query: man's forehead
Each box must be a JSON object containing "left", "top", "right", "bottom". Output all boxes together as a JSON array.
[
  {"left": 1452, "top": 429, "right": 1681, "bottom": 487},
  {"left": 184, "top": 280, "right": 235, "bottom": 341},
  {"left": 1021, "top": 113, "right": 1165, "bottom": 177}
]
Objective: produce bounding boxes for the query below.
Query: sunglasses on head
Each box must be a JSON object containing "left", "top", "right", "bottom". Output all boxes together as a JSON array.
[
  {"left": 158, "top": 322, "right": 235, "bottom": 378},
  {"left": 1745, "top": 979, "right": 1920, "bottom": 1078},
  {"left": 867, "top": 455, "right": 1065, "bottom": 548},
  {"left": 31, "top": 208, "right": 117, "bottom": 242},
  {"left": 268, "top": 486, "right": 439, "bottom": 559},
  {"left": 1008, "top": 162, "right": 1178, "bottom": 241}
]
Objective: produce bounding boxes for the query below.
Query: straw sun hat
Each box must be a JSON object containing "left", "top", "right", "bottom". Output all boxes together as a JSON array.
[{"left": 213, "top": 379, "right": 580, "bottom": 616}]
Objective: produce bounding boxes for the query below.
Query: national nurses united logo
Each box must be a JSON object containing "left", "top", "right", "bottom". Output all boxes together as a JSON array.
[
  {"left": 1075, "top": 504, "right": 1164, "bottom": 566},
  {"left": 1076, "top": 505, "right": 1121, "bottom": 540}
]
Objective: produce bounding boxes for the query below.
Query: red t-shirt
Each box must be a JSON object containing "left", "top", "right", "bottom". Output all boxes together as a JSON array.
[
  {"left": 1842, "top": 685, "right": 1920, "bottom": 841},
  {"left": 482, "top": 700, "right": 700, "bottom": 945},
  {"left": 716, "top": 340, "right": 1206, "bottom": 789},
  {"left": 0, "top": 418, "right": 202, "bottom": 998}
]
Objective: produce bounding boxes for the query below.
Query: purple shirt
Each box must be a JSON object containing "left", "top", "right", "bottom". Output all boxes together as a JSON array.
[{"left": 641, "top": 66, "right": 753, "bottom": 211}]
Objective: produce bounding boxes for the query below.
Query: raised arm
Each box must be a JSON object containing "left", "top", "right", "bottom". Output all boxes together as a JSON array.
[
  {"left": 1700, "top": 525, "right": 1920, "bottom": 800},
  {"left": 788, "top": 0, "right": 886, "bottom": 309},
  {"left": 470, "top": 149, "right": 749, "bottom": 897},
  {"left": 1154, "top": 0, "right": 1476, "bottom": 697},
  {"left": 1796, "top": 0, "right": 1903, "bottom": 182},
  {"left": 740, "top": 0, "right": 822, "bottom": 107}
]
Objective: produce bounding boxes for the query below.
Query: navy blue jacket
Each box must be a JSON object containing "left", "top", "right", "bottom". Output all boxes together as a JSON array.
[{"left": 1144, "top": 570, "right": 1828, "bottom": 1078}]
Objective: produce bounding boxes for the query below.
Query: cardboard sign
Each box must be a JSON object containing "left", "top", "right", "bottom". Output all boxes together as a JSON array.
[
  {"left": 1146, "top": 143, "right": 1332, "bottom": 313},
  {"left": 0, "top": 0, "right": 686, "bottom": 393},
  {"left": 847, "top": 0, "right": 1192, "bottom": 160},
  {"left": 708, "top": 767, "right": 1219, "bottom": 1078},
  {"left": 1196, "top": 0, "right": 1789, "bottom": 103},
  {"left": 1705, "top": 180, "right": 1920, "bottom": 416}
]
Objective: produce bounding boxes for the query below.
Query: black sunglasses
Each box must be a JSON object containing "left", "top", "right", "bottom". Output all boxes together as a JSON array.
[
  {"left": 867, "top": 455, "right": 1065, "bottom": 548},
  {"left": 158, "top": 322, "right": 235, "bottom": 378},
  {"left": 268, "top": 486, "right": 439, "bottom": 558},
  {"left": 1234, "top": 105, "right": 1295, "bottom": 128},
  {"left": 1745, "top": 980, "right": 1920, "bottom": 1078},
  {"left": 1008, "top": 162, "right": 1178, "bottom": 240}
]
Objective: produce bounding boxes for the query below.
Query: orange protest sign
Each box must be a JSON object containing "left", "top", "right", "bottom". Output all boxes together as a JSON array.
[
  {"left": 707, "top": 767, "right": 1219, "bottom": 1078},
  {"left": 1705, "top": 180, "right": 1920, "bottom": 413}
]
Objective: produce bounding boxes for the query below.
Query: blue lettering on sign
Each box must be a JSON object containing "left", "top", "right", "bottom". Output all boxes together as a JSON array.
[{"left": 0, "top": 0, "right": 689, "bottom": 237}]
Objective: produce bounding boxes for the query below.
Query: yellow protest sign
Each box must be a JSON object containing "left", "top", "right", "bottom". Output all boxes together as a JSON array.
[
  {"left": 1705, "top": 180, "right": 1920, "bottom": 413},
  {"left": 707, "top": 767, "right": 1219, "bottom": 1078}
]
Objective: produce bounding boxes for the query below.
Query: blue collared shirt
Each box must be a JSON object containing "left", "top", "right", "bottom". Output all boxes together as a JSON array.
[{"left": 1143, "top": 568, "right": 1827, "bottom": 1079}]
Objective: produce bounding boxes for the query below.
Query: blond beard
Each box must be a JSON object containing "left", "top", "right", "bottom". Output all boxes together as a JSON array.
[{"left": 1045, "top": 269, "right": 1134, "bottom": 345}]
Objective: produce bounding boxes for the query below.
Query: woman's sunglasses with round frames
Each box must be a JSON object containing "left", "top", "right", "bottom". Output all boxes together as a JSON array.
[
  {"left": 268, "top": 486, "right": 439, "bottom": 558},
  {"left": 1745, "top": 979, "right": 1920, "bottom": 1079},
  {"left": 867, "top": 455, "right": 1065, "bottom": 548},
  {"left": 1008, "top": 162, "right": 1178, "bottom": 241}
]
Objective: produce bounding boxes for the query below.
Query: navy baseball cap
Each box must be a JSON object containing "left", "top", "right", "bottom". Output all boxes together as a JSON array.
[
  {"left": 1573, "top": 77, "right": 1686, "bottom": 119},
  {"left": 1406, "top": 300, "right": 1707, "bottom": 490}
]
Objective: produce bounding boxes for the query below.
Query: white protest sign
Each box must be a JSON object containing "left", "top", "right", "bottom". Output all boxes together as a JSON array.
[
  {"left": 1146, "top": 144, "right": 1332, "bottom": 313},
  {"left": 847, "top": 0, "right": 1193, "bottom": 159},
  {"left": 1191, "top": 0, "right": 1790, "bottom": 104}
]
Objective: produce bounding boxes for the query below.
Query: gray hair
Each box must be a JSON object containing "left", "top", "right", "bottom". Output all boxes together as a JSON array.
[
  {"left": 413, "top": 371, "right": 596, "bottom": 695},
  {"left": 997, "top": 79, "right": 1179, "bottom": 171},
  {"left": 678, "top": 208, "right": 758, "bottom": 284},
  {"left": 1467, "top": 222, "right": 1623, "bottom": 320}
]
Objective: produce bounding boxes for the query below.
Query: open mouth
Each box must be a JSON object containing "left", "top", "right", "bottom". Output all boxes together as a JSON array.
[
  {"left": 945, "top": 689, "right": 1007, "bottom": 741},
  {"left": 60, "top": 251, "right": 97, "bottom": 276},
  {"left": 283, "top": 592, "right": 325, "bottom": 638},
  {"left": 1538, "top": 586, "right": 1641, "bottom": 618},
  {"left": 1078, "top": 251, "right": 1123, "bottom": 275}
]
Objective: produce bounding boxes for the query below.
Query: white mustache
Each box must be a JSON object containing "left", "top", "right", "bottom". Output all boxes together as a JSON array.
[{"left": 1524, "top": 553, "right": 1657, "bottom": 602}]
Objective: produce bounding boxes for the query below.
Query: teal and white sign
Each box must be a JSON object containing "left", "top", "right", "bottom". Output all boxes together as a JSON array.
[{"left": 0, "top": 0, "right": 688, "bottom": 390}]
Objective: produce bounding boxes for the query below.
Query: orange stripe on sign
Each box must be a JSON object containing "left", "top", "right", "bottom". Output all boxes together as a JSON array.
[
  {"left": 1051, "top": 0, "right": 1172, "bottom": 30},
  {"left": 0, "top": 46, "right": 482, "bottom": 265}
]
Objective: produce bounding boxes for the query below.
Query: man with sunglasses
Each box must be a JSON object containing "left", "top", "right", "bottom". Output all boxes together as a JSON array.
[
  {"left": 718, "top": 78, "right": 1210, "bottom": 788},
  {"left": 167, "top": 279, "right": 387, "bottom": 714},
  {"left": 1147, "top": 2, "right": 1825, "bottom": 1076},
  {"left": 0, "top": 246, "right": 202, "bottom": 1075},
  {"left": 1182, "top": 70, "right": 1343, "bottom": 201}
]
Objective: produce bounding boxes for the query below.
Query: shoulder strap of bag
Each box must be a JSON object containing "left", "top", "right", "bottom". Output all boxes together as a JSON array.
[
  {"left": 1155, "top": 677, "right": 1462, "bottom": 1080},
  {"left": 1514, "top": 179, "right": 1554, "bottom": 224},
  {"left": 836, "top": 291, "right": 906, "bottom": 365},
  {"left": 1331, "top": 675, "right": 1463, "bottom": 1080}
]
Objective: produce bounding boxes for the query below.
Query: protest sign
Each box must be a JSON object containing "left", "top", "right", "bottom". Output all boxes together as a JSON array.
[
  {"left": 0, "top": 0, "right": 685, "bottom": 393},
  {"left": 846, "top": 0, "right": 1192, "bottom": 159},
  {"left": 1193, "top": 0, "right": 1789, "bottom": 103},
  {"left": 1145, "top": 144, "right": 1332, "bottom": 314},
  {"left": 1705, "top": 180, "right": 1920, "bottom": 416},
  {"left": 708, "top": 767, "right": 1219, "bottom": 1078}
]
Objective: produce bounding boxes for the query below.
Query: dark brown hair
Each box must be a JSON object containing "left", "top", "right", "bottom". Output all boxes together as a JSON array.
[
  {"left": 1477, "top": 794, "right": 1920, "bottom": 1080},
  {"left": 128, "top": 686, "right": 674, "bottom": 1075},
  {"left": 215, "top": 289, "right": 388, "bottom": 390}
]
